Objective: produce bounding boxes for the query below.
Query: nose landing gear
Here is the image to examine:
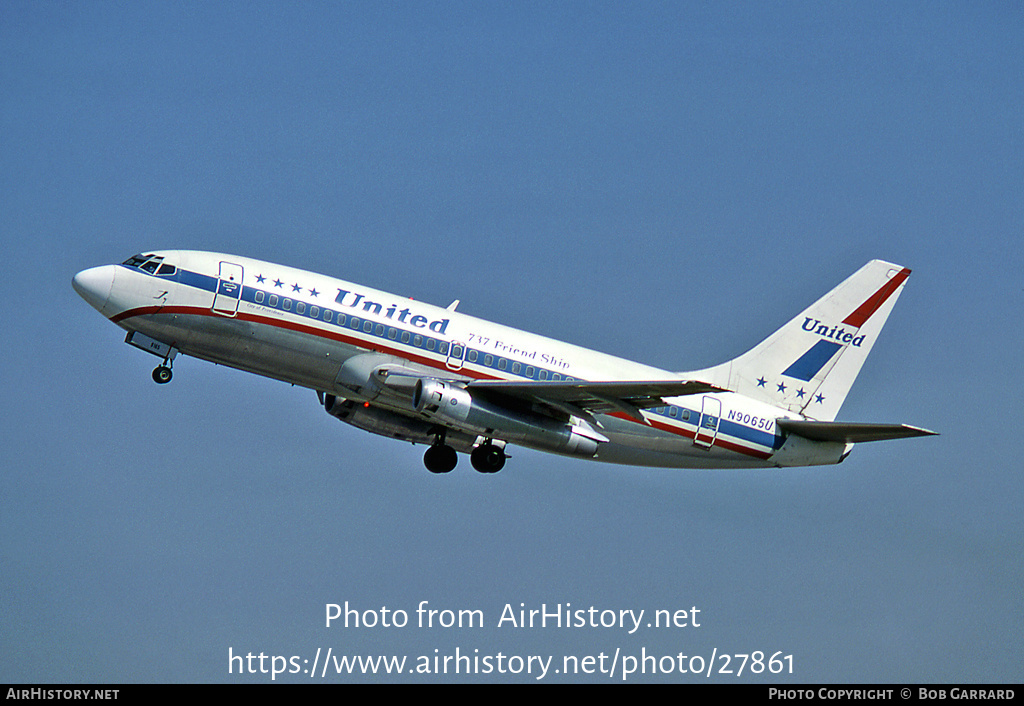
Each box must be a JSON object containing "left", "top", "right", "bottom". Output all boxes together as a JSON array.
[
  {"left": 125, "top": 332, "right": 178, "bottom": 385},
  {"left": 150, "top": 348, "right": 177, "bottom": 385}
]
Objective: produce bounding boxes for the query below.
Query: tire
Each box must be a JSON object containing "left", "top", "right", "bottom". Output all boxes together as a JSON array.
[
  {"left": 471, "top": 444, "right": 506, "bottom": 473},
  {"left": 423, "top": 444, "right": 457, "bottom": 473}
]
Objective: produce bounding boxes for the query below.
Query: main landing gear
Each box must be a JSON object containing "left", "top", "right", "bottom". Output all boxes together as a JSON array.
[
  {"left": 470, "top": 442, "right": 506, "bottom": 473},
  {"left": 423, "top": 434, "right": 507, "bottom": 474},
  {"left": 423, "top": 443, "right": 458, "bottom": 474}
]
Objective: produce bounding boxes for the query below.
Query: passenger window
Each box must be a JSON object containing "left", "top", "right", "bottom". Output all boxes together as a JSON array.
[
  {"left": 310, "top": 306, "right": 318, "bottom": 318},
  {"left": 296, "top": 302, "right": 305, "bottom": 315},
  {"left": 269, "top": 294, "right": 278, "bottom": 307},
  {"left": 255, "top": 291, "right": 265, "bottom": 304},
  {"left": 323, "top": 310, "right": 332, "bottom": 322},
  {"left": 438, "top": 342, "right": 448, "bottom": 354},
  {"left": 388, "top": 328, "right": 397, "bottom": 340},
  {"left": 512, "top": 362, "right": 521, "bottom": 374},
  {"left": 413, "top": 334, "right": 422, "bottom": 347},
  {"left": 484, "top": 354, "right": 493, "bottom": 367},
  {"left": 401, "top": 331, "right": 411, "bottom": 343},
  {"left": 374, "top": 323, "right": 384, "bottom": 336},
  {"left": 525, "top": 366, "right": 534, "bottom": 378},
  {"left": 363, "top": 321, "right": 373, "bottom": 333},
  {"left": 538, "top": 370, "right": 547, "bottom": 380},
  {"left": 498, "top": 358, "right": 507, "bottom": 371},
  {"left": 467, "top": 350, "right": 478, "bottom": 363},
  {"left": 426, "top": 339, "right": 436, "bottom": 351},
  {"left": 349, "top": 317, "right": 360, "bottom": 329},
  {"left": 283, "top": 299, "right": 292, "bottom": 311}
]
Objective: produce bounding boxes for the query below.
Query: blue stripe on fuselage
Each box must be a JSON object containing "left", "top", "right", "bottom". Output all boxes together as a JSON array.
[
  {"left": 137, "top": 264, "right": 781, "bottom": 456},
  {"left": 719, "top": 418, "right": 781, "bottom": 449},
  {"left": 175, "top": 267, "right": 218, "bottom": 293}
]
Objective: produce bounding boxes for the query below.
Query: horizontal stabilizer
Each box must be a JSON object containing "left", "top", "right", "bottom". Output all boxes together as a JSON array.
[{"left": 777, "top": 419, "right": 938, "bottom": 444}]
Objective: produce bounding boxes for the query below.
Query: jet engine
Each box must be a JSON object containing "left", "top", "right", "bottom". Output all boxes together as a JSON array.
[
  {"left": 323, "top": 394, "right": 478, "bottom": 453},
  {"left": 412, "top": 379, "right": 603, "bottom": 456},
  {"left": 333, "top": 353, "right": 431, "bottom": 403}
]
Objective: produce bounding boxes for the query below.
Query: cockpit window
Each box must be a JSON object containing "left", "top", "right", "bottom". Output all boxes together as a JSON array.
[
  {"left": 122, "top": 254, "right": 151, "bottom": 268},
  {"left": 123, "top": 253, "right": 174, "bottom": 275}
]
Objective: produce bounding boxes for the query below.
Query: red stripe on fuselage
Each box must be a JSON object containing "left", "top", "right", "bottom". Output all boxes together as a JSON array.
[
  {"left": 113, "top": 305, "right": 773, "bottom": 461},
  {"left": 110, "top": 304, "right": 500, "bottom": 381},
  {"left": 606, "top": 412, "right": 773, "bottom": 461}
]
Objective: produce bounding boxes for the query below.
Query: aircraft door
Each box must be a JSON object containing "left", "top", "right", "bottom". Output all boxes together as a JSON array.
[
  {"left": 446, "top": 341, "right": 467, "bottom": 371},
  {"left": 694, "top": 396, "right": 722, "bottom": 448},
  {"left": 212, "top": 262, "right": 244, "bottom": 317}
]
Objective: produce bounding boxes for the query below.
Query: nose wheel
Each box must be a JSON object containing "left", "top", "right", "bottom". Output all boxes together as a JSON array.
[{"left": 151, "top": 349, "right": 176, "bottom": 385}]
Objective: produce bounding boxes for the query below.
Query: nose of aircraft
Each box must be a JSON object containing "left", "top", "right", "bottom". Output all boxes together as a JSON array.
[{"left": 72, "top": 265, "right": 115, "bottom": 313}]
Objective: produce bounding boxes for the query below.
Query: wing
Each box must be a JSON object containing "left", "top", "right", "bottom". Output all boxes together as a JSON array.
[
  {"left": 465, "top": 378, "right": 725, "bottom": 424},
  {"left": 776, "top": 419, "right": 938, "bottom": 443}
]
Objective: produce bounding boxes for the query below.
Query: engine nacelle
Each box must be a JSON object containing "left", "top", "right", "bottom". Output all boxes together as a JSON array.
[
  {"left": 333, "top": 353, "right": 430, "bottom": 403},
  {"left": 412, "top": 379, "right": 602, "bottom": 457},
  {"left": 323, "top": 394, "right": 478, "bottom": 453}
]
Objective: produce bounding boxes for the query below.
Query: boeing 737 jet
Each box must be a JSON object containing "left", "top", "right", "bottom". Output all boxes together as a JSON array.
[{"left": 73, "top": 251, "right": 935, "bottom": 473}]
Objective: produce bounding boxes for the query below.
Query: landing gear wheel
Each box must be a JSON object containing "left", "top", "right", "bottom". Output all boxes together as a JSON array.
[
  {"left": 423, "top": 444, "right": 458, "bottom": 474},
  {"left": 471, "top": 443, "right": 506, "bottom": 473},
  {"left": 152, "top": 365, "right": 173, "bottom": 384}
]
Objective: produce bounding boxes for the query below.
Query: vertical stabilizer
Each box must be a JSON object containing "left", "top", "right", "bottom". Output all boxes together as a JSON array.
[{"left": 684, "top": 261, "right": 911, "bottom": 421}]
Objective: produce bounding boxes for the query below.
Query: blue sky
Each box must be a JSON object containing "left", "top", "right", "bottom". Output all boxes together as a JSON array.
[{"left": 2, "top": 1, "right": 1021, "bottom": 682}]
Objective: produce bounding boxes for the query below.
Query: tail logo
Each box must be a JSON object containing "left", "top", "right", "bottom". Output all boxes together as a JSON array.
[
  {"left": 784, "top": 318, "right": 867, "bottom": 383},
  {"left": 783, "top": 339, "right": 845, "bottom": 382},
  {"left": 800, "top": 318, "right": 866, "bottom": 347},
  {"left": 784, "top": 319, "right": 867, "bottom": 382},
  {"left": 781, "top": 266, "right": 910, "bottom": 384}
]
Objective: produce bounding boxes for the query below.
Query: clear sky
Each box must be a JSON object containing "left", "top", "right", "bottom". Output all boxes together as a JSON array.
[{"left": 2, "top": 1, "right": 1021, "bottom": 683}]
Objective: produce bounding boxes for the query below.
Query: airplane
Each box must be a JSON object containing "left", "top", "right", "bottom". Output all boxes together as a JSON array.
[{"left": 73, "top": 251, "right": 936, "bottom": 474}]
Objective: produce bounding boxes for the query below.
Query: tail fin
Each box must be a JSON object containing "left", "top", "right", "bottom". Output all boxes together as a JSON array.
[{"left": 684, "top": 260, "right": 912, "bottom": 421}]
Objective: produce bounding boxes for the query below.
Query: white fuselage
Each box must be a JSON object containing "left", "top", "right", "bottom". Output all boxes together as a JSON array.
[{"left": 74, "top": 250, "right": 848, "bottom": 469}]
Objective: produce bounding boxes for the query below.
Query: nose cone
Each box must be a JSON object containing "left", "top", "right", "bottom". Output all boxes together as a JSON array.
[{"left": 73, "top": 265, "right": 115, "bottom": 313}]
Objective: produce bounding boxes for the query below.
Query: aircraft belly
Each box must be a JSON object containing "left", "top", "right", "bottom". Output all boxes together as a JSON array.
[
  {"left": 593, "top": 439, "right": 775, "bottom": 469},
  {"left": 125, "top": 312, "right": 357, "bottom": 391},
  {"left": 593, "top": 414, "right": 775, "bottom": 469}
]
